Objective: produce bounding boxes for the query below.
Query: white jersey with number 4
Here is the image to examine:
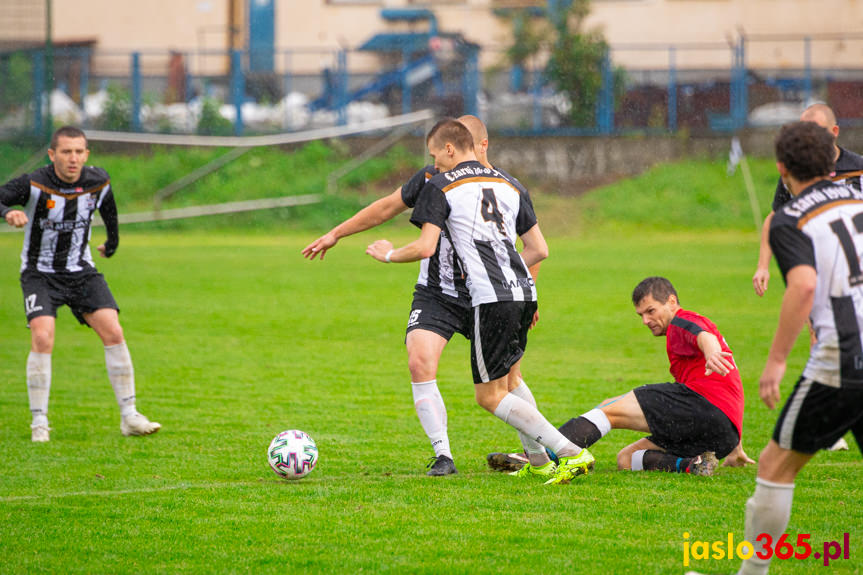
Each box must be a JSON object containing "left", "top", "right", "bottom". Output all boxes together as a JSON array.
[{"left": 411, "top": 161, "right": 537, "bottom": 307}]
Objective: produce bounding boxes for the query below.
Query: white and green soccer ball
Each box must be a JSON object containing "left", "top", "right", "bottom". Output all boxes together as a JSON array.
[{"left": 267, "top": 430, "right": 318, "bottom": 479}]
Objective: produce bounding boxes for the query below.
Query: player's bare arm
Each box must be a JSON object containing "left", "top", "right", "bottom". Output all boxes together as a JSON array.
[
  {"left": 697, "top": 331, "right": 735, "bottom": 376},
  {"left": 759, "top": 264, "right": 817, "bottom": 409},
  {"left": 4, "top": 209, "right": 28, "bottom": 228},
  {"left": 303, "top": 187, "right": 408, "bottom": 260},
  {"left": 367, "top": 222, "right": 441, "bottom": 263},
  {"left": 753, "top": 211, "right": 775, "bottom": 296},
  {"left": 518, "top": 224, "right": 549, "bottom": 268}
]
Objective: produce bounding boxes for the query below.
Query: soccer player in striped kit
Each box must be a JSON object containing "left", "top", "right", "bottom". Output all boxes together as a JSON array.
[
  {"left": 304, "top": 116, "right": 546, "bottom": 476},
  {"left": 0, "top": 126, "right": 160, "bottom": 442},
  {"left": 687, "top": 121, "right": 863, "bottom": 575},
  {"left": 368, "top": 119, "right": 593, "bottom": 484}
]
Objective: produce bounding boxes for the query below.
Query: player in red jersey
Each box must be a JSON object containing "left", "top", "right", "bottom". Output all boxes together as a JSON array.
[{"left": 548, "top": 277, "right": 753, "bottom": 480}]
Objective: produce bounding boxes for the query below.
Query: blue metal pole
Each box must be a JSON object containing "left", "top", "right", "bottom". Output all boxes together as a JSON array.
[
  {"left": 464, "top": 48, "right": 479, "bottom": 117},
  {"left": 599, "top": 49, "right": 613, "bottom": 135},
  {"left": 231, "top": 49, "right": 244, "bottom": 136},
  {"left": 668, "top": 46, "right": 677, "bottom": 132},
  {"left": 337, "top": 50, "right": 347, "bottom": 126},
  {"left": 401, "top": 48, "right": 411, "bottom": 116},
  {"left": 532, "top": 69, "right": 542, "bottom": 131},
  {"left": 33, "top": 50, "right": 45, "bottom": 137},
  {"left": 131, "top": 52, "right": 141, "bottom": 132},
  {"left": 730, "top": 40, "right": 741, "bottom": 130},
  {"left": 803, "top": 36, "right": 812, "bottom": 103},
  {"left": 79, "top": 47, "right": 90, "bottom": 108}
]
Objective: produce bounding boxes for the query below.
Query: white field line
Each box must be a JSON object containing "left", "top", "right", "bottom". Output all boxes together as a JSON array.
[
  {"left": 0, "top": 481, "right": 267, "bottom": 503},
  {"left": 0, "top": 194, "right": 322, "bottom": 231}
]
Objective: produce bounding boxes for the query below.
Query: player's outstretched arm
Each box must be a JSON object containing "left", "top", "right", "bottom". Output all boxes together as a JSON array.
[
  {"left": 753, "top": 211, "right": 775, "bottom": 296},
  {"left": 366, "top": 223, "right": 441, "bottom": 264},
  {"left": 302, "top": 187, "right": 408, "bottom": 261},
  {"left": 518, "top": 224, "right": 549, "bottom": 269},
  {"left": 759, "top": 264, "right": 816, "bottom": 409},
  {"left": 697, "top": 332, "right": 735, "bottom": 376}
]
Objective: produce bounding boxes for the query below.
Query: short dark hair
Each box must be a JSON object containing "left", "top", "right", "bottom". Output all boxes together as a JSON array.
[
  {"left": 50, "top": 125, "right": 88, "bottom": 150},
  {"left": 632, "top": 276, "right": 678, "bottom": 306},
  {"left": 774, "top": 121, "right": 835, "bottom": 182},
  {"left": 426, "top": 118, "right": 474, "bottom": 153}
]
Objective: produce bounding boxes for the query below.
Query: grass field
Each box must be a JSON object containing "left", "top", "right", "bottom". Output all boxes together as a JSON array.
[{"left": 0, "top": 220, "right": 860, "bottom": 573}]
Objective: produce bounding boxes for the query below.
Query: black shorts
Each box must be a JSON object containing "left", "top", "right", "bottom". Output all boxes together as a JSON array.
[
  {"left": 634, "top": 382, "right": 740, "bottom": 459},
  {"left": 469, "top": 301, "right": 537, "bottom": 383},
  {"left": 773, "top": 377, "right": 863, "bottom": 454},
  {"left": 20, "top": 268, "right": 119, "bottom": 326},
  {"left": 405, "top": 285, "right": 471, "bottom": 341}
]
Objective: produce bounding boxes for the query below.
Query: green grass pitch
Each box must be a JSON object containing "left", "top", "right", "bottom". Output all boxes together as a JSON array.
[{"left": 0, "top": 225, "right": 860, "bottom": 574}]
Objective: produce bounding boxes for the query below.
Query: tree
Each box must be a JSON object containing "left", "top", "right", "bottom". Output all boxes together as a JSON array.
[{"left": 502, "top": 0, "right": 622, "bottom": 128}]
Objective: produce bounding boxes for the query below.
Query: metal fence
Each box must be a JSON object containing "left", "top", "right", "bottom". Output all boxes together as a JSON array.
[{"left": 3, "top": 33, "right": 863, "bottom": 138}]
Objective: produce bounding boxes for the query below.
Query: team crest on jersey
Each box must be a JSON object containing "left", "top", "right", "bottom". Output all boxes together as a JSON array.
[{"left": 87, "top": 193, "right": 97, "bottom": 210}]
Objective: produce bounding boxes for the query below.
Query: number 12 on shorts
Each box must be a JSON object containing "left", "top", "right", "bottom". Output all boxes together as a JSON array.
[{"left": 24, "top": 294, "right": 43, "bottom": 314}]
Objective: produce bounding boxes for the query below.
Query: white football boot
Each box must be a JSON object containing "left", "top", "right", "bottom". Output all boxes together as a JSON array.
[
  {"left": 31, "top": 423, "right": 51, "bottom": 442},
  {"left": 121, "top": 412, "right": 161, "bottom": 436}
]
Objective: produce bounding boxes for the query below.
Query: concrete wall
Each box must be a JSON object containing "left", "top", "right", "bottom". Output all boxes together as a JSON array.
[{"left": 485, "top": 127, "right": 863, "bottom": 188}]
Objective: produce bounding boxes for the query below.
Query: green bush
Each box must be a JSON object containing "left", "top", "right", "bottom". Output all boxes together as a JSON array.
[
  {"left": 196, "top": 98, "right": 234, "bottom": 136},
  {"left": 97, "top": 84, "right": 132, "bottom": 131}
]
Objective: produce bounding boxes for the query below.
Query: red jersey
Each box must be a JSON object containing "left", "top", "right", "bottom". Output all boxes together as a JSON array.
[{"left": 666, "top": 309, "right": 743, "bottom": 436}]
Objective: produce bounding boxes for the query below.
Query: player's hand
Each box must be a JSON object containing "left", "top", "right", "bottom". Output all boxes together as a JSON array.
[
  {"left": 704, "top": 350, "right": 735, "bottom": 376},
  {"left": 759, "top": 357, "right": 785, "bottom": 409},
  {"left": 753, "top": 267, "right": 770, "bottom": 297},
  {"left": 366, "top": 239, "right": 393, "bottom": 263},
  {"left": 97, "top": 244, "right": 108, "bottom": 258},
  {"left": 722, "top": 440, "right": 756, "bottom": 467},
  {"left": 529, "top": 309, "right": 539, "bottom": 330},
  {"left": 302, "top": 232, "right": 338, "bottom": 261},
  {"left": 4, "top": 210, "right": 28, "bottom": 228}
]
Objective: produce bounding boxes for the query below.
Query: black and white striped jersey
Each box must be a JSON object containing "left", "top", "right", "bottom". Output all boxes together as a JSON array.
[
  {"left": 770, "top": 179, "right": 863, "bottom": 389},
  {"left": 411, "top": 161, "right": 537, "bottom": 306},
  {"left": 0, "top": 165, "right": 119, "bottom": 274},
  {"left": 772, "top": 146, "right": 863, "bottom": 210},
  {"left": 402, "top": 165, "right": 469, "bottom": 300}
]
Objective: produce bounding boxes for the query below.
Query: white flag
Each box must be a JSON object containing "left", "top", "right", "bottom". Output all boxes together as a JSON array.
[{"left": 727, "top": 137, "right": 743, "bottom": 176}]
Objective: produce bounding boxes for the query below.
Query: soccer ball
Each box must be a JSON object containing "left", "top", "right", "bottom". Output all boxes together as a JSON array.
[{"left": 267, "top": 429, "right": 318, "bottom": 480}]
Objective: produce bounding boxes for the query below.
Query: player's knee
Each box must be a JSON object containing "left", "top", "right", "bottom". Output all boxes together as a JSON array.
[
  {"left": 407, "top": 352, "right": 436, "bottom": 381},
  {"left": 31, "top": 332, "right": 54, "bottom": 353},
  {"left": 100, "top": 324, "right": 125, "bottom": 346}
]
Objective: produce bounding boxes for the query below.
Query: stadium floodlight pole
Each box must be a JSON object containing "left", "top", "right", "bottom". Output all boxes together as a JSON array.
[{"left": 44, "top": 0, "right": 53, "bottom": 140}]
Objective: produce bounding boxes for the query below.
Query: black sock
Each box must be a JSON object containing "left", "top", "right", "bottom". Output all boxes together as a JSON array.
[
  {"left": 641, "top": 450, "right": 693, "bottom": 473},
  {"left": 558, "top": 416, "right": 601, "bottom": 447}
]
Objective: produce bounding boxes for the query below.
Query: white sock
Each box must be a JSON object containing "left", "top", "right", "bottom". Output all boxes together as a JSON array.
[
  {"left": 27, "top": 351, "right": 51, "bottom": 427},
  {"left": 510, "top": 379, "right": 545, "bottom": 456},
  {"left": 412, "top": 380, "right": 451, "bottom": 458},
  {"left": 630, "top": 449, "right": 647, "bottom": 471},
  {"left": 583, "top": 408, "right": 612, "bottom": 437},
  {"left": 737, "top": 478, "right": 795, "bottom": 575},
  {"left": 493, "top": 393, "right": 580, "bottom": 457},
  {"left": 105, "top": 342, "right": 137, "bottom": 418}
]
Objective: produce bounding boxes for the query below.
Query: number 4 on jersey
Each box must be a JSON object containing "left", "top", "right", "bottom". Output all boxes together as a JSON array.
[{"left": 481, "top": 188, "right": 506, "bottom": 236}]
